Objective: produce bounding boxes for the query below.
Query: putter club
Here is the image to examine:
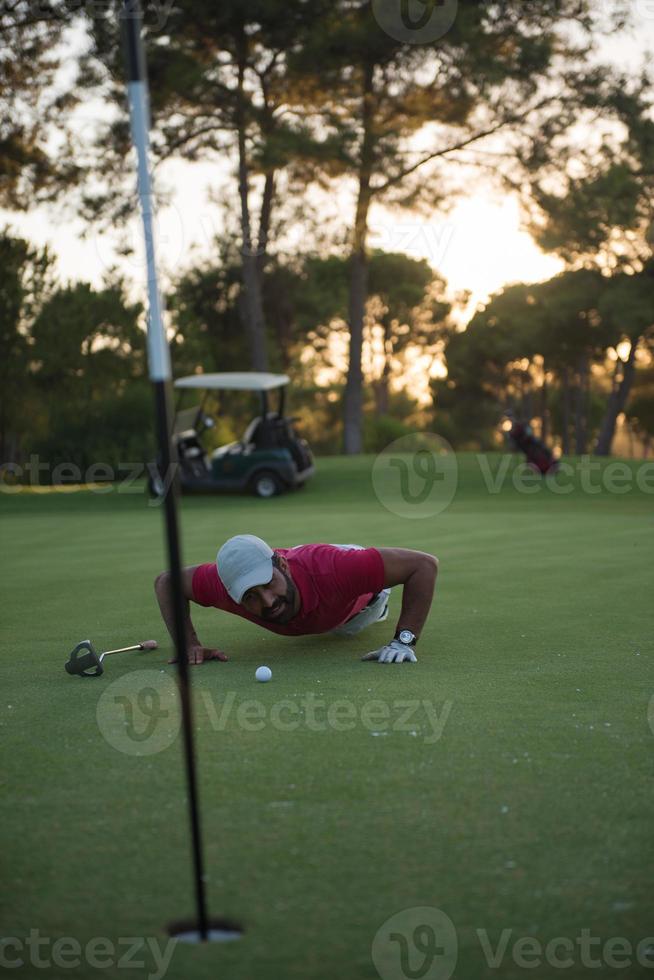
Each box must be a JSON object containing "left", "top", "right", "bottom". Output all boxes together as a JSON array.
[{"left": 65, "top": 639, "right": 158, "bottom": 677}]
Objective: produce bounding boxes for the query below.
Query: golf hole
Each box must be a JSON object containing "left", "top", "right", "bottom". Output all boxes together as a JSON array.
[{"left": 166, "top": 918, "right": 244, "bottom": 944}]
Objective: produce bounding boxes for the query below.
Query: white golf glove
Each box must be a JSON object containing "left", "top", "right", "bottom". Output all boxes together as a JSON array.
[{"left": 362, "top": 639, "right": 417, "bottom": 663}]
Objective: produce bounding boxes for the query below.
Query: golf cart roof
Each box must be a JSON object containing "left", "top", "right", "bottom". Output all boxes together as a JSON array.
[{"left": 175, "top": 372, "right": 290, "bottom": 392}]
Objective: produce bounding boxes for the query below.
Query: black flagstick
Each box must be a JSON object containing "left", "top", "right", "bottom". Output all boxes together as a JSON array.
[{"left": 121, "top": 1, "right": 209, "bottom": 941}]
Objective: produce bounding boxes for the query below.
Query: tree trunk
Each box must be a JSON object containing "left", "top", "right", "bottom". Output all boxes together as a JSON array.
[
  {"left": 540, "top": 374, "right": 549, "bottom": 442},
  {"left": 523, "top": 381, "right": 533, "bottom": 425},
  {"left": 574, "top": 355, "right": 588, "bottom": 455},
  {"left": 0, "top": 398, "right": 6, "bottom": 463},
  {"left": 373, "top": 317, "right": 392, "bottom": 417},
  {"left": 343, "top": 60, "right": 375, "bottom": 455},
  {"left": 373, "top": 381, "right": 388, "bottom": 417},
  {"left": 256, "top": 170, "right": 275, "bottom": 280},
  {"left": 344, "top": 248, "right": 368, "bottom": 452},
  {"left": 561, "top": 365, "right": 571, "bottom": 456},
  {"left": 595, "top": 338, "right": 639, "bottom": 456},
  {"left": 236, "top": 38, "right": 268, "bottom": 372}
]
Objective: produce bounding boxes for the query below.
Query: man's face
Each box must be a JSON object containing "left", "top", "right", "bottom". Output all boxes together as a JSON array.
[{"left": 240, "top": 558, "right": 299, "bottom": 624}]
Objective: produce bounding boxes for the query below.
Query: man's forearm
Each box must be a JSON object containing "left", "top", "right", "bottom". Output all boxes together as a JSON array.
[
  {"left": 395, "top": 556, "right": 438, "bottom": 641},
  {"left": 154, "top": 572, "right": 201, "bottom": 649}
]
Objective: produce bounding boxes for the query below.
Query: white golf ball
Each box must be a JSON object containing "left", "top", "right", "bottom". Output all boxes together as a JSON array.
[{"left": 255, "top": 665, "right": 272, "bottom": 683}]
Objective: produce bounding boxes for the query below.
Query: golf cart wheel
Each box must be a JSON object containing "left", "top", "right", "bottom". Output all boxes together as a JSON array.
[{"left": 251, "top": 470, "right": 283, "bottom": 498}]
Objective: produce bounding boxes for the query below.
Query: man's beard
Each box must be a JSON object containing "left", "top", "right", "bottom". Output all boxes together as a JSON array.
[{"left": 261, "top": 568, "right": 298, "bottom": 624}]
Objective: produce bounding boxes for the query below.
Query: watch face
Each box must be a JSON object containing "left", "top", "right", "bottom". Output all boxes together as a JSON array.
[{"left": 399, "top": 630, "right": 415, "bottom": 645}]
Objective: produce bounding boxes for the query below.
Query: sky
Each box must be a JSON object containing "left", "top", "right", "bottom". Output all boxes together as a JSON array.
[{"left": 3, "top": 6, "right": 654, "bottom": 323}]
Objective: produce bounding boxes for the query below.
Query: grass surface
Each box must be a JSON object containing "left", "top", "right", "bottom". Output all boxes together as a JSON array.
[{"left": 1, "top": 453, "right": 653, "bottom": 979}]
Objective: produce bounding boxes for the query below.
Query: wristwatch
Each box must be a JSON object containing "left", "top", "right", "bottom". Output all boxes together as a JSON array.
[{"left": 396, "top": 629, "right": 417, "bottom": 647}]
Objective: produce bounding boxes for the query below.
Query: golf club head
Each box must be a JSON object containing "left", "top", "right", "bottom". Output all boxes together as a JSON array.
[{"left": 65, "top": 640, "right": 104, "bottom": 678}]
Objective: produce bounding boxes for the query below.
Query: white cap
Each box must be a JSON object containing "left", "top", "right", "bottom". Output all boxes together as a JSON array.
[{"left": 217, "top": 534, "right": 274, "bottom": 603}]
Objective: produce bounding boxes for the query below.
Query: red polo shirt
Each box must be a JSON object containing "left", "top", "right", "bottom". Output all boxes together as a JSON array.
[{"left": 192, "top": 543, "right": 385, "bottom": 636}]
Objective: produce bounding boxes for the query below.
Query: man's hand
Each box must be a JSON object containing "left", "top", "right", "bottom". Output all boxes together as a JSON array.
[
  {"left": 168, "top": 645, "right": 228, "bottom": 665},
  {"left": 362, "top": 639, "right": 417, "bottom": 664}
]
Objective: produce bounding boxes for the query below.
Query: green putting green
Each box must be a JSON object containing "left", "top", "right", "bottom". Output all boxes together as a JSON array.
[{"left": 1, "top": 453, "right": 652, "bottom": 980}]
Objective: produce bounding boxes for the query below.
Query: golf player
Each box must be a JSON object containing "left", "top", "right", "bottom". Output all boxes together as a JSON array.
[{"left": 154, "top": 535, "right": 439, "bottom": 664}]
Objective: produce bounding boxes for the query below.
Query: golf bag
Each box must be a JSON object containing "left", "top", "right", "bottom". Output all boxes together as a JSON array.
[{"left": 505, "top": 418, "right": 559, "bottom": 475}]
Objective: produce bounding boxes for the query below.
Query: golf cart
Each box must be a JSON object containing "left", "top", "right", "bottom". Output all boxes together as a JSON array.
[{"left": 149, "top": 372, "right": 315, "bottom": 498}]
